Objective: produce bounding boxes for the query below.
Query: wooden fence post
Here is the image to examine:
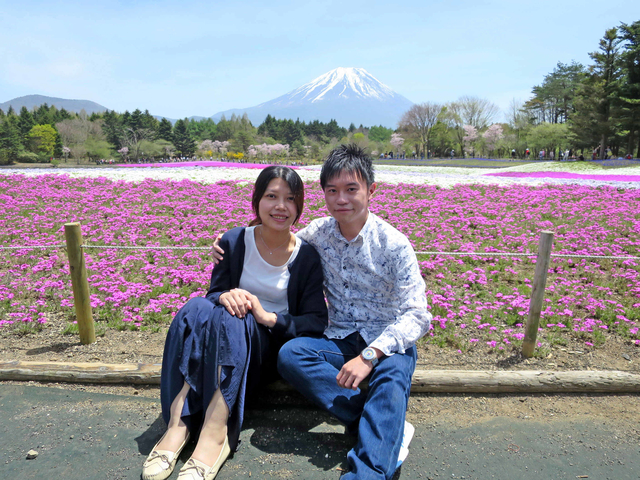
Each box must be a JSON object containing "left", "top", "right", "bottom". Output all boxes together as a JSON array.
[
  {"left": 64, "top": 222, "right": 96, "bottom": 345},
  {"left": 522, "top": 230, "right": 554, "bottom": 358}
]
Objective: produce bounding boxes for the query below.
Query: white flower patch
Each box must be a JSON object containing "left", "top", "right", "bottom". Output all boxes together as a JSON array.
[{"left": 1, "top": 161, "right": 639, "bottom": 189}]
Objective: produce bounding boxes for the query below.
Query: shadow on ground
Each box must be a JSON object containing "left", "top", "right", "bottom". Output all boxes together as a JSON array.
[{"left": 1, "top": 384, "right": 638, "bottom": 479}]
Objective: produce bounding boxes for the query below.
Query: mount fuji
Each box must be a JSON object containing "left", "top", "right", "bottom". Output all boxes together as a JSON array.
[{"left": 211, "top": 67, "right": 413, "bottom": 128}]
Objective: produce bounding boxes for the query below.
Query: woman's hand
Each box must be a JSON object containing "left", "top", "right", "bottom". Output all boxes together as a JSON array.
[
  {"left": 212, "top": 234, "right": 224, "bottom": 265},
  {"left": 245, "top": 294, "right": 277, "bottom": 328},
  {"left": 219, "top": 289, "right": 252, "bottom": 318},
  {"left": 219, "top": 289, "right": 277, "bottom": 327}
]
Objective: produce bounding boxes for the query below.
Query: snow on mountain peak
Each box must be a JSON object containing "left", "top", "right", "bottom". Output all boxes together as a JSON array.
[{"left": 289, "top": 67, "right": 397, "bottom": 103}]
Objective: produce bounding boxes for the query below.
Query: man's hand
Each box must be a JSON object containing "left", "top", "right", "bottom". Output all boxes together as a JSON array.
[
  {"left": 219, "top": 288, "right": 252, "bottom": 318},
  {"left": 337, "top": 356, "right": 373, "bottom": 390},
  {"left": 212, "top": 233, "right": 224, "bottom": 264}
]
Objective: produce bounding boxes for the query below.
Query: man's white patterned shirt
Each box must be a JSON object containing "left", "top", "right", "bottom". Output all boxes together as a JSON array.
[{"left": 297, "top": 212, "right": 432, "bottom": 355}]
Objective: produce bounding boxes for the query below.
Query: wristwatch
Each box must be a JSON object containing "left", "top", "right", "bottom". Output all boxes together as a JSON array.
[{"left": 361, "top": 347, "right": 379, "bottom": 367}]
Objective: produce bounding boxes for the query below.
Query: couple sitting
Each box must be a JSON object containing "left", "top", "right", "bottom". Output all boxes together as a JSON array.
[{"left": 142, "top": 144, "right": 432, "bottom": 480}]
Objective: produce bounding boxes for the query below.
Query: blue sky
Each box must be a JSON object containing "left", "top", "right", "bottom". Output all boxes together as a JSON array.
[{"left": 1, "top": 0, "right": 639, "bottom": 121}]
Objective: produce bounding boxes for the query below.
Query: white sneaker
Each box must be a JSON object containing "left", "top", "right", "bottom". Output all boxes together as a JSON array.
[{"left": 396, "top": 421, "right": 415, "bottom": 468}]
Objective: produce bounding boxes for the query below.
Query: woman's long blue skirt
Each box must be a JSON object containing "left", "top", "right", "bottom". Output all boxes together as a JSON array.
[{"left": 160, "top": 297, "right": 275, "bottom": 451}]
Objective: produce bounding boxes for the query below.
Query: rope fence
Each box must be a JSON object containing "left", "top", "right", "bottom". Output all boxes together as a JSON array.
[
  {"left": 1, "top": 244, "right": 638, "bottom": 260},
  {"left": 1, "top": 223, "right": 638, "bottom": 357}
]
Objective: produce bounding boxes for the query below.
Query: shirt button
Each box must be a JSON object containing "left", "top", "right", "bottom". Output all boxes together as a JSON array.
[
  {"left": 350, "top": 303, "right": 354, "bottom": 307},
  {"left": 344, "top": 283, "right": 348, "bottom": 288},
  {"left": 343, "top": 265, "right": 346, "bottom": 270}
]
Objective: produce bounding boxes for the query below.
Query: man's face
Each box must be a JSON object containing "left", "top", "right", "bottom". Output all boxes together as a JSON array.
[{"left": 323, "top": 171, "right": 376, "bottom": 229}]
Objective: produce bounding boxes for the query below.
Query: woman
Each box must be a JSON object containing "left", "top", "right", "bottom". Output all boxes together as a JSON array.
[{"left": 142, "top": 166, "right": 328, "bottom": 480}]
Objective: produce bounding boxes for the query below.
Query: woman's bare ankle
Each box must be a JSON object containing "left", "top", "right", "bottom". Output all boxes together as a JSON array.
[
  {"left": 190, "top": 427, "right": 227, "bottom": 467},
  {"left": 156, "top": 423, "right": 189, "bottom": 452}
]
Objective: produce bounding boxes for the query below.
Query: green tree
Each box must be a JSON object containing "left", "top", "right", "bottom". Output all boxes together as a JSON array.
[
  {"left": 33, "top": 103, "right": 53, "bottom": 125},
  {"left": 28, "top": 124, "right": 57, "bottom": 156},
  {"left": 571, "top": 27, "right": 623, "bottom": 157},
  {"left": 18, "top": 106, "right": 35, "bottom": 142},
  {"left": 618, "top": 20, "right": 640, "bottom": 157},
  {"left": 233, "top": 130, "right": 254, "bottom": 153},
  {"left": 102, "top": 110, "right": 122, "bottom": 149},
  {"left": 173, "top": 119, "right": 196, "bottom": 156},
  {"left": 157, "top": 118, "right": 174, "bottom": 142},
  {"left": 525, "top": 122, "right": 569, "bottom": 156},
  {"left": 215, "top": 115, "right": 234, "bottom": 141},
  {"left": 53, "top": 131, "right": 63, "bottom": 158},
  {"left": 141, "top": 109, "right": 159, "bottom": 133},
  {"left": 85, "top": 138, "right": 113, "bottom": 162},
  {"left": 524, "top": 62, "right": 586, "bottom": 124},
  {"left": 0, "top": 116, "right": 23, "bottom": 164},
  {"left": 368, "top": 125, "right": 393, "bottom": 143}
]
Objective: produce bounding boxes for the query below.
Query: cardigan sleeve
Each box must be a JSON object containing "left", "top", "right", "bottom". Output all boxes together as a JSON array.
[
  {"left": 204, "top": 231, "right": 236, "bottom": 305},
  {"left": 270, "top": 243, "right": 328, "bottom": 341}
]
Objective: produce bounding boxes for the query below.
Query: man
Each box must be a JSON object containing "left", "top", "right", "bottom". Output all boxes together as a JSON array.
[{"left": 215, "top": 145, "right": 431, "bottom": 479}]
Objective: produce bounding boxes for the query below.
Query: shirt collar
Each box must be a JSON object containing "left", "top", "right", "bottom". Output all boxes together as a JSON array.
[{"left": 330, "top": 211, "right": 374, "bottom": 245}]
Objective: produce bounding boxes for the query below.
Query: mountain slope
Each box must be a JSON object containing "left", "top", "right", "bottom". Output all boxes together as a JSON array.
[
  {"left": 211, "top": 67, "right": 413, "bottom": 128},
  {"left": 0, "top": 95, "right": 109, "bottom": 114}
]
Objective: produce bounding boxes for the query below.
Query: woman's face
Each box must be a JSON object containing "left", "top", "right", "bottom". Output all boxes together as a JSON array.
[{"left": 258, "top": 177, "right": 298, "bottom": 231}]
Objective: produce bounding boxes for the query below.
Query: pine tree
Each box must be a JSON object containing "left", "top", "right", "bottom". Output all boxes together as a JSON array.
[
  {"left": 0, "top": 119, "right": 23, "bottom": 164},
  {"left": 157, "top": 118, "right": 174, "bottom": 142},
  {"left": 18, "top": 107, "right": 35, "bottom": 142},
  {"left": 173, "top": 119, "right": 196, "bottom": 156},
  {"left": 571, "top": 28, "right": 623, "bottom": 157},
  {"left": 618, "top": 20, "right": 640, "bottom": 157},
  {"left": 53, "top": 131, "right": 63, "bottom": 158}
]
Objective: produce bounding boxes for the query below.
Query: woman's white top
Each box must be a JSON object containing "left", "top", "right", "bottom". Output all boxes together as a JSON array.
[{"left": 238, "top": 226, "right": 301, "bottom": 315}]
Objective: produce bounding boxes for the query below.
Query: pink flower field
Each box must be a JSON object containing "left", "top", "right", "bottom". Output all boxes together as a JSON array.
[{"left": 1, "top": 173, "right": 639, "bottom": 354}]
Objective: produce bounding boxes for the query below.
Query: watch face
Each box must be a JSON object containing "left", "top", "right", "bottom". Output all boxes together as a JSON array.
[{"left": 363, "top": 348, "right": 375, "bottom": 361}]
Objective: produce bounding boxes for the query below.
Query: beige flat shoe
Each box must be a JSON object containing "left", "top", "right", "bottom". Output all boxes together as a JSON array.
[
  {"left": 142, "top": 431, "right": 191, "bottom": 480},
  {"left": 177, "top": 437, "right": 231, "bottom": 480}
]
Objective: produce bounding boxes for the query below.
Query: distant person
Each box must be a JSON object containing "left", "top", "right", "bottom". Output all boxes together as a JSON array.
[
  {"left": 450, "top": 149, "right": 455, "bottom": 159},
  {"left": 511, "top": 149, "right": 516, "bottom": 160},
  {"left": 525, "top": 148, "right": 530, "bottom": 159},
  {"left": 539, "top": 150, "right": 544, "bottom": 160}
]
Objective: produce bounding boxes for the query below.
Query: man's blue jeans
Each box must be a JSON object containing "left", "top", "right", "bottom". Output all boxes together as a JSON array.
[{"left": 277, "top": 333, "right": 417, "bottom": 480}]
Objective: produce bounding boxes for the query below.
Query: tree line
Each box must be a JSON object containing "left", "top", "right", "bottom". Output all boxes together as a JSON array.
[
  {"left": 1, "top": 20, "right": 638, "bottom": 165},
  {"left": 398, "top": 20, "right": 640, "bottom": 160}
]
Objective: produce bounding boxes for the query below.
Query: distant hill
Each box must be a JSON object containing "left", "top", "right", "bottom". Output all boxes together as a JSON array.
[
  {"left": 0, "top": 94, "right": 109, "bottom": 114},
  {"left": 211, "top": 67, "right": 414, "bottom": 128}
]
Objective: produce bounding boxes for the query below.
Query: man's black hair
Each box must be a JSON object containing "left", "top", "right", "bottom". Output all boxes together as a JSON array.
[{"left": 320, "top": 144, "right": 375, "bottom": 190}]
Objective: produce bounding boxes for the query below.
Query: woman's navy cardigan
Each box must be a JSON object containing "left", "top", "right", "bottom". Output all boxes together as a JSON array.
[{"left": 205, "top": 227, "right": 328, "bottom": 342}]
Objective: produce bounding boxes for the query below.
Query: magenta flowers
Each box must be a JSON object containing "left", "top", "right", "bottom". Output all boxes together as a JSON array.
[{"left": 0, "top": 174, "right": 638, "bottom": 354}]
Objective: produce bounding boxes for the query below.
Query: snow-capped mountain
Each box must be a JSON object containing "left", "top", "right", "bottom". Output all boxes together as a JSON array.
[{"left": 211, "top": 67, "right": 413, "bottom": 128}]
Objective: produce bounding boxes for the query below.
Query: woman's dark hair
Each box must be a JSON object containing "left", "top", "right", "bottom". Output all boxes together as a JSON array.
[
  {"left": 320, "top": 143, "right": 374, "bottom": 189},
  {"left": 249, "top": 166, "right": 304, "bottom": 226}
]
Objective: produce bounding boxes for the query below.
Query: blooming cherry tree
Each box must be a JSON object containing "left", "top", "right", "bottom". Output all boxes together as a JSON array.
[
  {"left": 390, "top": 133, "right": 404, "bottom": 156},
  {"left": 482, "top": 124, "right": 504, "bottom": 157},
  {"left": 117, "top": 147, "right": 129, "bottom": 160},
  {"left": 462, "top": 125, "right": 478, "bottom": 157}
]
